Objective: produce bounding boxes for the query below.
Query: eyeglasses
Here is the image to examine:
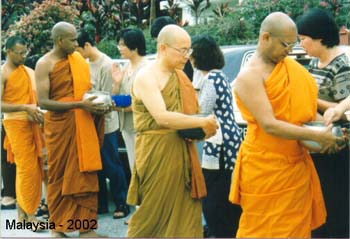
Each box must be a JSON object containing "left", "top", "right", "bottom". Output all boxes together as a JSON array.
[
  {"left": 278, "top": 39, "right": 299, "bottom": 49},
  {"left": 269, "top": 33, "right": 299, "bottom": 49},
  {"left": 166, "top": 44, "right": 193, "bottom": 56},
  {"left": 11, "top": 49, "right": 29, "bottom": 56}
]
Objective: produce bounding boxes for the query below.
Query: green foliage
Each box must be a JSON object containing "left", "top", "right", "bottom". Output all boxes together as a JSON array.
[
  {"left": 143, "top": 29, "right": 157, "bottom": 55},
  {"left": 233, "top": 0, "right": 350, "bottom": 39},
  {"left": 1, "top": 0, "right": 38, "bottom": 32},
  {"left": 97, "top": 39, "right": 120, "bottom": 59},
  {"left": 319, "top": 0, "right": 350, "bottom": 27},
  {"left": 4, "top": 0, "right": 80, "bottom": 56},
  {"left": 185, "top": 12, "right": 255, "bottom": 46}
]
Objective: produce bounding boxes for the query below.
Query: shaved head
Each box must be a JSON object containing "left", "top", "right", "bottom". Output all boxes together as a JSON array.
[
  {"left": 51, "top": 22, "right": 76, "bottom": 43},
  {"left": 157, "top": 24, "right": 190, "bottom": 47},
  {"left": 260, "top": 12, "right": 297, "bottom": 37}
]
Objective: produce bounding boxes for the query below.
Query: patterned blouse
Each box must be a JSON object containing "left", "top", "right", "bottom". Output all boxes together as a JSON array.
[
  {"left": 197, "top": 70, "right": 242, "bottom": 171},
  {"left": 309, "top": 53, "right": 350, "bottom": 102}
]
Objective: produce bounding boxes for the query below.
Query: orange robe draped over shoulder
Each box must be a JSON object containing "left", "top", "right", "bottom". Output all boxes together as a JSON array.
[
  {"left": 229, "top": 57, "right": 326, "bottom": 238},
  {"left": 45, "top": 52, "right": 101, "bottom": 232},
  {"left": 2, "top": 65, "right": 43, "bottom": 215}
]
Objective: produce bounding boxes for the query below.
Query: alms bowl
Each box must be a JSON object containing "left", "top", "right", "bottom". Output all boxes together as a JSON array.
[
  {"left": 301, "top": 121, "right": 343, "bottom": 152},
  {"left": 177, "top": 113, "right": 211, "bottom": 140},
  {"left": 83, "top": 90, "right": 112, "bottom": 106}
]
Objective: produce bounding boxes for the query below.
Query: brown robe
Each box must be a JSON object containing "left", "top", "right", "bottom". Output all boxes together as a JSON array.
[
  {"left": 45, "top": 52, "right": 101, "bottom": 232},
  {"left": 127, "top": 71, "right": 203, "bottom": 237}
]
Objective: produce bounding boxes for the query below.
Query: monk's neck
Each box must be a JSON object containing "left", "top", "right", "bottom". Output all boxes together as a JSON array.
[
  {"left": 156, "top": 59, "right": 176, "bottom": 74},
  {"left": 52, "top": 48, "right": 69, "bottom": 60},
  {"left": 5, "top": 61, "right": 21, "bottom": 71}
]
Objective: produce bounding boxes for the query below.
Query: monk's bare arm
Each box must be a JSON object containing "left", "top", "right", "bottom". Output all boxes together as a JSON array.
[
  {"left": 1, "top": 65, "right": 43, "bottom": 123},
  {"left": 133, "top": 67, "right": 217, "bottom": 133},
  {"left": 234, "top": 68, "right": 337, "bottom": 148},
  {"left": 35, "top": 57, "right": 103, "bottom": 113}
]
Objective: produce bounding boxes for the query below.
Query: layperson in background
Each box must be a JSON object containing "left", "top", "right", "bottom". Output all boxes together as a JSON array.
[
  {"left": 35, "top": 22, "right": 105, "bottom": 238},
  {"left": 229, "top": 12, "right": 340, "bottom": 238},
  {"left": 1, "top": 35, "right": 44, "bottom": 226},
  {"left": 77, "top": 29, "right": 129, "bottom": 219},
  {"left": 127, "top": 25, "right": 218, "bottom": 237},
  {"left": 190, "top": 34, "right": 242, "bottom": 238},
  {"left": 297, "top": 8, "right": 350, "bottom": 238},
  {"left": 324, "top": 96, "right": 350, "bottom": 124},
  {"left": 112, "top": 29, "right": 148, "bottom": 173}
]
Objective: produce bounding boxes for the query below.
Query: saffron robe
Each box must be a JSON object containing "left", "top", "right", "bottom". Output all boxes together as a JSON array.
[
  {"left": 45, "top": 52, "right": 101, "bottom": 232},
  {"left": 229, "top": 57, "right": 326, "bottom": 238},
  {"left": 2, "top": 65, "right": 43, "bottom": 215},
  {"left": 127, "top": 71, "right": 203, "bottom": 237}
]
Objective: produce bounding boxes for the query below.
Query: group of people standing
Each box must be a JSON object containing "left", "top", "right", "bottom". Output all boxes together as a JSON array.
[{"left": 1, "top": 7, "right": 349, "bottom": 239}]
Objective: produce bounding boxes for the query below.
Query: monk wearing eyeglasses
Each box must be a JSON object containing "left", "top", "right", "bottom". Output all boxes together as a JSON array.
[
  {"left": 127, "top": 25, "right": 218, "bottom": 237},
  {"left": 229, "top": 12, "right": 341, "bottom": 238}
]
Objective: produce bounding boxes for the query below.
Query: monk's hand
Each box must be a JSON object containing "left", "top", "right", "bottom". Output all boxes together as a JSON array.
[
  {"left": 202, "top": 115, "right": 219, "bottom": 139},
  {"left": 318, "top": 124, "right": 342, "bottom": 154},
  {"left": 80, "top": 96, "right": 107, "bottom": 115},
  {"left": 25, "top": 104, "right": 44, "bottom": 124}
]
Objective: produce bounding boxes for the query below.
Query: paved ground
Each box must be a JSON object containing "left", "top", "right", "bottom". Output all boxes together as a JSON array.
[{"left": 0, "top": 204, "right": 132, "bottom": 237}]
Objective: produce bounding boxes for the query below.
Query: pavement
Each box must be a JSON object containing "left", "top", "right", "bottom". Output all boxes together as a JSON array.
[{"left": 0, "top": 204, "right": 132, "bottom": 238}]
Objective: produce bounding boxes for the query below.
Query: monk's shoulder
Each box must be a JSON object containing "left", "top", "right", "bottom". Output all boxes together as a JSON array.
[
  {"left": 134, "top": 63, "right": 155, "bottom": 84},
  {"left": 36, "top": 53, "right": 56, "bottom": 73},
  {"left": 24, "top": 66, "right": 34, "bottom": 74},
  {"left": 1, "top": 63, "right": 12, "bottom": 83},
  {"left": 236, "top": 65, "right": 262, "bottom": 84}
]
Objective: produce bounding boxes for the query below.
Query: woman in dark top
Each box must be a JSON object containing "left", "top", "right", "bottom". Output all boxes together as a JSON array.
[
  {"left": 297, "top": 8, "right": 349, "bottom": 238},
  {"left": 190, "top": 34, "right": 242, "bottom": 238}
]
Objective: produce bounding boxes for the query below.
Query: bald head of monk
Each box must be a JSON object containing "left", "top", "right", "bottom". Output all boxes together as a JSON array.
[
  {"left": 156, "top": 25, "right": 192, "bottom": 70},
  {"left": 258, "top": 12, "right": 298, "bottom": 64},
  {"left": 51, "top": 21, "right": 78, "bottom": 56}
]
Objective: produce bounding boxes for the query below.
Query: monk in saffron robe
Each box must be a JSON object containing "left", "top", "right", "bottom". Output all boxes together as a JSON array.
[
  {"left": 127, "top": 25, "right": 218, "bottom": 237},
  {"left": 1, "top": 36, "right": 44, "bottom": 225},
  {"left": 229, "top": 12, "right": 341, "bottom": 238},
  {"left": 35, "top": 22, "right": 106, "bottom": 238}
]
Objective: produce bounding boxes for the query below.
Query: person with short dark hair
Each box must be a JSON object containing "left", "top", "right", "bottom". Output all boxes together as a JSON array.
[
  {"left": 229, "top": 12, "right": 340, "bottom": 238},
  {"left": 1, "top": 35, "right": 44, "bottom": 226},
  {"left": 77, "top": 29, "right": 129, "bottom": 219},
  {"left": 150, "top": 16, "right": 194, "bottom": 80},
  {"left": 190, "top": 34, "right": 242, "bottom": 237},
  {"left": 112, "top": 28, "right": 148, "bottom": 174},
  {"left": 150, "top": 16, "right": 176, "bottom": 38},
  {"left": 297, "top": 8, "right": 350, "bottom": 238}
]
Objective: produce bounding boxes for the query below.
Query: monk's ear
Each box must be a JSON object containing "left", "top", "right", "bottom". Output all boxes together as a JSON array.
[
  {"left": 158, "top": 43, "right": 167, "bottom": 54},
  {"left": 85, "top": 42, "right": 91, "bottom": 49},
  {"left": 261, "top": 31, "right": 271, "bottom": 42}
]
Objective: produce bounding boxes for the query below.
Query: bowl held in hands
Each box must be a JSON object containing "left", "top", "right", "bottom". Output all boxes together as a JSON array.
[
  {"left": 83, "top": 90, "right": 112, "bottom": 107},
  {"left": 301, "top": 121, "right": 343, "bottom": 152},
  {"left": 177, "top": 113, "right": 210, "bottom": 140},
  {"left": 112, "top": 94, "right": 132, "bottom": 107}
]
